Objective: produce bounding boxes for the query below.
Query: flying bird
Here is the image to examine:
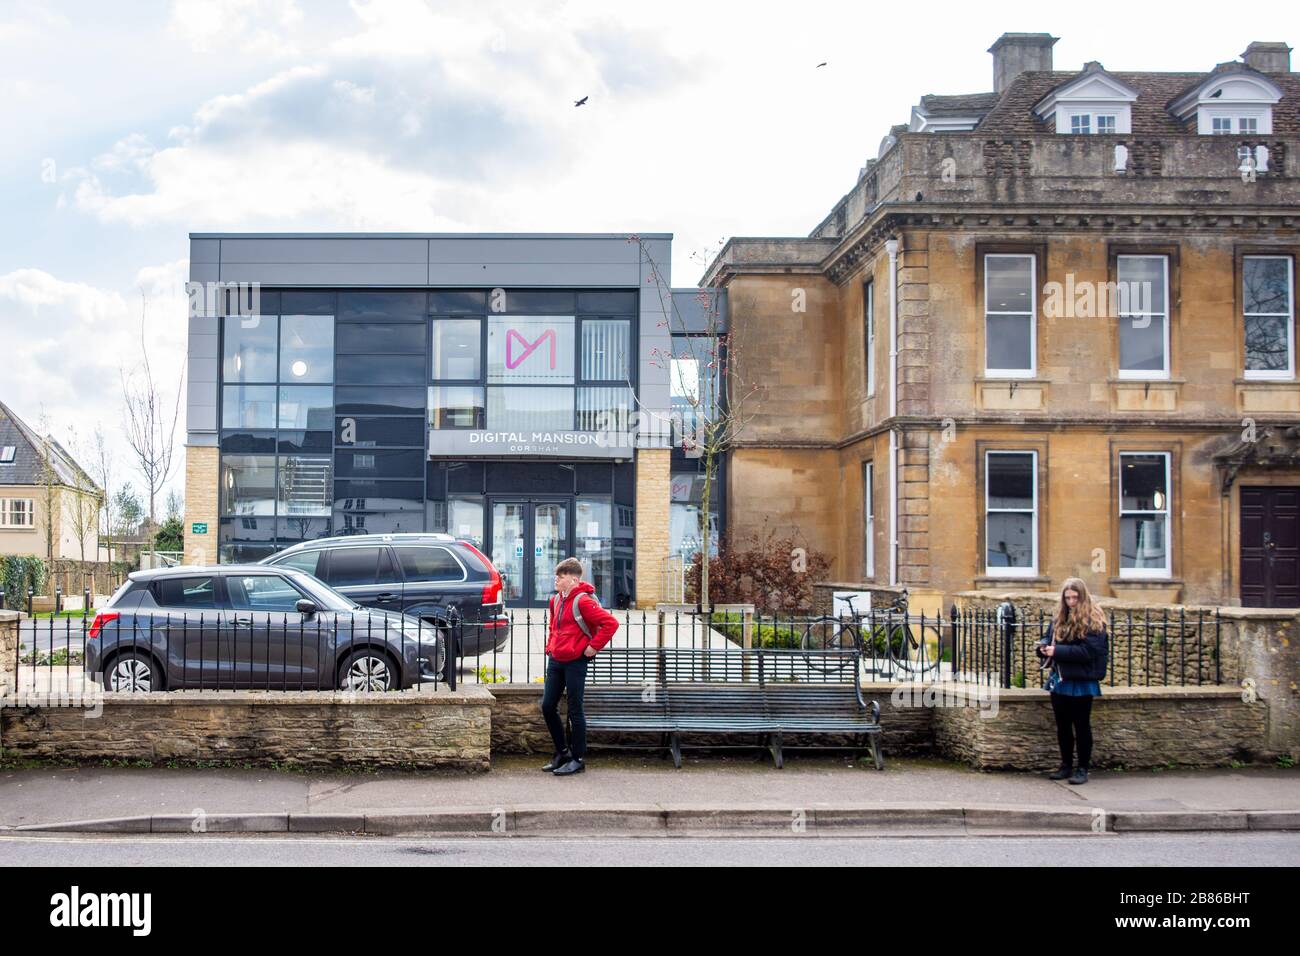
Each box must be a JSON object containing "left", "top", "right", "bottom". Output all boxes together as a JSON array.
[
  {"left": 816, "top": 62, "right": 827, "bottom": 68},
  {"left": 574, "top": 96, "right": 589, "bottom": 107}
]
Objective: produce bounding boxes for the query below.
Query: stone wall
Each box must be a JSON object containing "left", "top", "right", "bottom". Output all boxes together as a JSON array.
[
  {"left": 953, "top": 591, "right": 1300, "bottom": 759},
  {"left": 0, "top": 686, "right": 493, "bottom": 771},
  {"left": 933, "top": 685, "right": 1269, "bottom": 771}
]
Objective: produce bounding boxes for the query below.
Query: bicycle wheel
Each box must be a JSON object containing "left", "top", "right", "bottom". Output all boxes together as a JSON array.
[
  {"left": 801, "top": 617, "right": 858, "bottom": 673},
  {"left": 888, "top": 622, "right": 940, "bottom": 679}
]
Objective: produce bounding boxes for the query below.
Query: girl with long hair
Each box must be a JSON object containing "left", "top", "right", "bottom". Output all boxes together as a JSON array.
[{"left": 1035, "top": 577, "right": 1110, "bottom": 785}]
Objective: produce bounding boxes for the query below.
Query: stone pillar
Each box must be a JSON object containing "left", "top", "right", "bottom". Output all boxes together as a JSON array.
[
  {"left": 183, "top": 445, "right": 220, "bottom": 566},
  {"left": 0, "top": 611, "right": 17, "bottom": 699},
  {"left": 634, "top": 448, "right": 671, "bottom": 608},
  {"left": 1219, "top": 609, "right": 1300, "bottom": 759}
]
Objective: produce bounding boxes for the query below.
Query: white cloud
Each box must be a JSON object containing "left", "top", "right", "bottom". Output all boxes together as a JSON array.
[
  {"left": 0, "top": 267, "right": 188, "bottom": 499},
  {"left": 167, "top": 0, "right": 303, "bottom": 57},
  {"left": 66, "top": 1, "right": 696, "bottom": 240}
]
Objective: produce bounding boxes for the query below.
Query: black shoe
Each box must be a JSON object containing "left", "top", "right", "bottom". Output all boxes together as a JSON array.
[
  {"left": 1048, "top": 765, "right": 1073, "bottom": 781},
  {"left": 552, "top": 757, "right": 585, "bottom": 776},
  {"left": 542, "top": 751, "right": 571, "bottom": 772},
  {"left": 1068, "top": 768, "right": 1089, "bottom": 785}
]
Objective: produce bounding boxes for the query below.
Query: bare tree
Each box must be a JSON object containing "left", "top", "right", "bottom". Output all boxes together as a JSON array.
[
  {"left": 91, "top": 425, "right": 117, "bottom": 564},
  {"left": 165, "top": 488, "right": 184, "bottom": 522},
  {"left": 34, "top": 411, "right": 59, "bottom": 568},
  {"left": 628, "top": 237, "right": 761, "bottom": 608},
  {"left": 121, "top": 291, "right": 185, "bottom": 545},
  {"left": 63, "top": 425, "right": 103, "bottom": 563}
]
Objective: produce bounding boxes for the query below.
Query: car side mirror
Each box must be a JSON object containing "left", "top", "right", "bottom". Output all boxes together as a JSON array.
[{"left": 296, "top": 599, "right": 318, "bottom": 616}]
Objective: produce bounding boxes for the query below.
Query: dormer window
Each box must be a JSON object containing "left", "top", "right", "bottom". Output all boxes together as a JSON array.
[
  {"left": 1032, "top": 63, "right": 1137, "bottom": 135},
  {"left": 1169, "top": 66, "right": 1281, "bottom": 135}
]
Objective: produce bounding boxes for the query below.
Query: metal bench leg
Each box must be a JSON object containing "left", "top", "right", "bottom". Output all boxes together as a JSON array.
[
  {"left": 669, "top": 733, "right": 682, "bottom": 769},
  {"left": 769, "top": 732, "right": 784, "bottom": 770},
  {"left": 869, "top": 731, "right": 884, "bottom": 771}
]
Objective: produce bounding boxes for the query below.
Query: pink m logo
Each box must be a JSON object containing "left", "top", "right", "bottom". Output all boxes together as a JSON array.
[{"left": 506, "top": 328, "right": 557, "bottom": 370}]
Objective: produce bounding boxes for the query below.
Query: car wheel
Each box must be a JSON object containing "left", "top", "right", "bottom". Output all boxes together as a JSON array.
[
  {"left": 340, "top": 649, "right": 397, "bottom": 692},
  {"left": 108, "top": 652, "right": 162, "bottom": 693}
]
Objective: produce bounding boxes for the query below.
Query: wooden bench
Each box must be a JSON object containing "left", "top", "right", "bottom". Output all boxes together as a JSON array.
[{"left": 585, "top": 647, "right": 884, "bottom": 769}]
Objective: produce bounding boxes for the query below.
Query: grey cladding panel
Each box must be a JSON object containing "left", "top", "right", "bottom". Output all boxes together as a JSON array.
[
  {"left": 219, "top": 263, "right": 430, "bottom": 285},
  {"left": 189, "top": 263, "right": 220, "bottom": 284},
  {"left": 427, "top": 238, "right": 641, "bottom": 265},
  {"left": 218, "top": 238, "right": 428, "bottom": 264},
  {"left": 427, "top": 263, "right": 642, "bottom": 286},
  {"left": 190, "top": 238, "right": 221, "bottom": 264}
]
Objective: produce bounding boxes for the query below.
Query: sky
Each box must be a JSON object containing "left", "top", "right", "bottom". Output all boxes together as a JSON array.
[{"left": 1, "top": 0, "right": 1296, "bottom": 506}]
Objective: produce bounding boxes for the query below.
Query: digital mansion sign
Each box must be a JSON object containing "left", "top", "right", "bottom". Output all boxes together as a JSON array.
[{"left": 429, "top": 319, "right": 678, "bottom": 458}]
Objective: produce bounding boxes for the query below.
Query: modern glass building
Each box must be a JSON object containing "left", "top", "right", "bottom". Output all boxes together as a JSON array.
[{"left": 183, "top": 234, "right": 722, "bottom": 608}]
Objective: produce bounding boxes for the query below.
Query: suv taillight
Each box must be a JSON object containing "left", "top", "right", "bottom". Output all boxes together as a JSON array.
[
  {"left": 87, "top": 612, "right": 118, "bottom": 639},
  {"left": 459, "top": 541, "right": 503, "bottom": 605}
]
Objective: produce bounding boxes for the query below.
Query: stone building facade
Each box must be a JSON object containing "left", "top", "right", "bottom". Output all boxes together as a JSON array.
[{"left": 704, "top": 34, "right": 1300, "bottom": 610}]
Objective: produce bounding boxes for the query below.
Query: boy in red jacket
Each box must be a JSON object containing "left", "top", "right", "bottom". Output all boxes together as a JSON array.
[{"left": 541, "top": 557, "right": 619, "bottom": 775}]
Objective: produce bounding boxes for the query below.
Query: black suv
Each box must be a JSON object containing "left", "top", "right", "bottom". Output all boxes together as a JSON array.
[{"left": 262, "top": 533, "right": 510, "bottom": 656}]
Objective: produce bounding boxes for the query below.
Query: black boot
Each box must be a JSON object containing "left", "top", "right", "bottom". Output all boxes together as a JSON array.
[
  {"left": 1049, "top": 764, "right": 1073, "bottom": 781},
  {"left": 542, "top": 750, "right": 571, "bottom": 772},
  {"left": 552, "top": 755, "right": 585, "bottom": 776},
  {"left": 1068, "top": 767, "right": 1089, "bottom": 785}
]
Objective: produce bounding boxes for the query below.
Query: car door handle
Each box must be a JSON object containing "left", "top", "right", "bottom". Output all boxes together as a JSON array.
[
  {"left": 376, "top": 593, "right": 399, "bottom": 602},
  {"left": 232, "top": 617, "right": 253, "bottom": 626}
]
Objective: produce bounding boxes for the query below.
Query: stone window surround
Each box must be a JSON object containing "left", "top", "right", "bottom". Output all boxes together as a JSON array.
[
  {"left": 975, "top": 437, "right": 1049, "bottom": 581},
  {"left": 1236, "top": 245, "right": 1298, "bottom": 382},
  {"left": 1107, "top": 241, "right": 1181, "bottom": 383},
  {"left": 976, "top": 241, "right": 1049, "bottom": 382},
  {"left": 1110, "top": 439, "right": 1181, "bottom": 583}
]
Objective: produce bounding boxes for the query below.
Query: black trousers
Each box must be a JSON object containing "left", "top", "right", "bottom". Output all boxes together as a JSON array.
[
  {"left": 1050, "top": 692, "right": 1094, "bottom": 769},
  {"left": 541, "top": 655, "right": 589, "bottom": 759}
]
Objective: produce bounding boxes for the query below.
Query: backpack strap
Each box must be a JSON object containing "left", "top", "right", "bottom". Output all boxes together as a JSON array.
[{"left": 571, "top": 593, "right": 593, "bottom": 639}]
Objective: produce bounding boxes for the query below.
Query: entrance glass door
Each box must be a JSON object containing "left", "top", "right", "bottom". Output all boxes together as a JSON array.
[
  {"left": 489, "top": 499, "right": 573, "bottom": 605},
  {"left": 490, "top": 501, "right": 528, "bottom": 603},
  {"left": 532, "top": 501, "right": 569, "bottom": 604}
]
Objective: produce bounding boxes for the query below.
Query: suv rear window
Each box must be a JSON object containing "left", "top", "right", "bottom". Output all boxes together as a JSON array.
[
  {"left": 395, "top": 546, "right": 464, "bottom": 582},
  {"left": 155, "top": 576, "right": 218, "bottom": 609}
]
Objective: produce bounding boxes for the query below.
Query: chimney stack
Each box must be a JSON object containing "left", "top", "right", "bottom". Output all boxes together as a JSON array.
[
  {"left": 989, "top": 33, "right": 1058, "bottom": 93},
  {"left": 1241, "top": 41, "right": 1292, "bottom": 73}
]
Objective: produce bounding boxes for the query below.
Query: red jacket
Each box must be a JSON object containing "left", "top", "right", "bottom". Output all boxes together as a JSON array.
[{"left": 546, "top": 582, "right": 618, "bottom": 662}]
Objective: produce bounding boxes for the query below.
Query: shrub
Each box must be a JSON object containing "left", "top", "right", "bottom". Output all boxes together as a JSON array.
[
  {"left": 685, "top": 527, "right": 832, "bottom": 614},
  {"left": 0, "top": 555, "right": 48, "bottom": 609}
]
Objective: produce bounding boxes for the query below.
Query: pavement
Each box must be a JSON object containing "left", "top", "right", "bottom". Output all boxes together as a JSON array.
[{"left": 2, "top": 755, "right": 1297, "bottom": 837}]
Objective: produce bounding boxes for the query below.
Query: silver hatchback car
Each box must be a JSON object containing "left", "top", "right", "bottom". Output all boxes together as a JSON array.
[{"left": 85, "top": 565, "right": 447, "bottom": 692}]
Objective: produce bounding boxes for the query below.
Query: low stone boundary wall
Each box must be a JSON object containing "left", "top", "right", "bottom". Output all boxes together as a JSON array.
[
  {"left": 933, "top": 684, "right": 1268, "bottom": 771},
  {"left": 1, "top": 677, "right": 1269, "bottom": 774},
  {"left": 0, "top": 686, "right": 493, "bottom": 771}
]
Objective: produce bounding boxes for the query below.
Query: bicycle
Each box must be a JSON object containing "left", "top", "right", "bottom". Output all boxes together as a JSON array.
[{"left": 800, "top": 589, "right": 939, "bottom": 679}]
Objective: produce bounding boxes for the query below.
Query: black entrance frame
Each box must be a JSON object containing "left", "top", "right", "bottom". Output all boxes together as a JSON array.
[
  {"left": 427, "top": 459, "right": 636, "bottom": 608},
  {"left": 486, "top": 496, "right": 572, "bottom": 608}
]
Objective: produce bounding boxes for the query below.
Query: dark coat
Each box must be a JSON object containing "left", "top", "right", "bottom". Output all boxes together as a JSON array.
[{"left": 1037, "top": 622, "right": 1109, "bottom": 682}]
